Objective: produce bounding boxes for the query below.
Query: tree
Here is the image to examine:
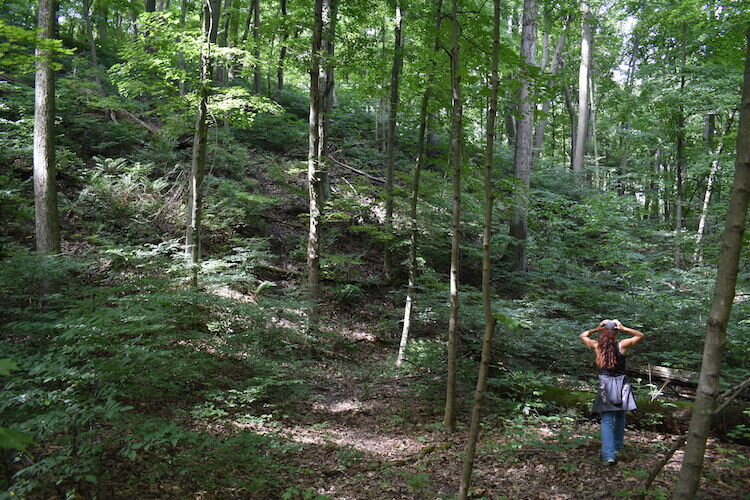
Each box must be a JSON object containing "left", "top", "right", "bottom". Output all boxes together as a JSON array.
[
  {"left": 383, "top": 0, "right": 403, "bottom": 282},
  {"left": 307, "top": 0, "right": 325, "bottom": 330},
  {"left": 506, "top": 0, "right": 537, "bottom": 272},
  {"left": 397, "top": 0, "right": 443, "bottom": 367},
  {"left": 33, "top": 0, "right": 61, "bottom": 254},
  {"left": 694, "top": 111, "right": 736, "bottom": 265},
  {"left": 443, "top": 0, "right": 463, "bottom": 432},
  {"left": 251, "top": 0, "right": 261, "bottom": 92},
  {"left": 277, "top": 0, "right": 288, "bottom": 90},
  {"left": 186, "top": 0, "right": 221, "bottom": 287},
  {"left": 319, "top": 0, "right": 338, "bottom": 153},
  {"left": 458, "top": 0, "right": 500, "bottom": 496},
  {"left": 672, "top": 29, "right": 750, "bottom": 500},
  {"left": 572, "top": 0, "right": 591, "bottom": 175},
  {"left": 533, "top": 14, "right": 570, "bottom": 163}
]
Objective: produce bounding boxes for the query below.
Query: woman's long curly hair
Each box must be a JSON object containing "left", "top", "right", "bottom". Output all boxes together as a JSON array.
[{"left": 596, "top": 329, "right": 618, "bottom": 369}]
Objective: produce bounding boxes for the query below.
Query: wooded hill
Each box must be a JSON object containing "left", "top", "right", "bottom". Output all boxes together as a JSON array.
[{"left": 1, "top": 0, "right": 749, "bottom": 498}]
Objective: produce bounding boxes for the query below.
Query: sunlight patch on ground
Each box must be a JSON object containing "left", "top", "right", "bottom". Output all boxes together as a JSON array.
[
  {"left": 313, "top": 398, "right": 373, "bottom": 413},
  {"left": 208, "top": 285, "right": 256, "bottom": 303},
  {"left": 234, "top": 416, "right": 425, "bottom": 459}
]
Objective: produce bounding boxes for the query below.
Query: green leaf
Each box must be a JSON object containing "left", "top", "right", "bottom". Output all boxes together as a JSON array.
[
  {"left": 0, "top": 358, "right": 19, "bottom": 376},
  {"left": 493, "top": 312, "right": 527, "bottom": 332},
  {"left": 0, "top": 426, "right": 34, "bottom": 451}
]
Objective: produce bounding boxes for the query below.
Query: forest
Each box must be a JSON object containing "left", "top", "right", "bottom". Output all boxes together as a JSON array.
[{"left": 1, "top": 0, "right": 749, "bottom": 498}]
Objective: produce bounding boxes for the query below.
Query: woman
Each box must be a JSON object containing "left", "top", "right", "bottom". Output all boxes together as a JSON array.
[{"left": 579, "top": 319, "right": 644, "bottom": 464}]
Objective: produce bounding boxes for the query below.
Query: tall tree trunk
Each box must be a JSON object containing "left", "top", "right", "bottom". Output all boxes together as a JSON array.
[
  {"left": 383, "top": 0, "right": 404, "bottom": 283},
  {"left": 572, "top": 0, "right": 591, "bottom": 175},
  {"left": 277, "top": 0, "right": 288, "bottom": 90},
  {"left": 672, "top": 31, "right": 750, "bottom": 499},
  {"left": 652, "top": 146, "right": 662, "bottom": 220},
  {"left": 145, "top": 0, "right": 156, "bottom": 12},
  {"left": 186, "top": 0, "right": 220, "bottom": 287},
  {"left": 458, "top": 0, "right": 500, "bottom": 496},
  {"left": 444, "top": 0, "right": 463, "bottom": 432},
  {"left": 96, "top": 0, "right": 108, "bottom": 44},
  {"left": 320, "top": 0, "right": 337, "bottom": 154},
  {"left": 397, "top": 0, "right": 443, "bottom": 368},
  {"left": 533, "top": 18, "right": 569, "bottom": 163},
  {"left": 675, "top": 109, "right": 686, "bottom": 268},
  {"left": 252, "top": 0, "right": 261, "bottom": 93},
  {"left": 589, "top": 74, "right": 599, "bottom": 187},
  {"left": 694, "top": 111, "right": 736, "bottom": 265},
  {"left": 506, "top": 0, "right": 537, "bottom": 273},
  {"left": 674, "top": 23, "right": 687, "bottom": 268},
  {"left": 307, "top": 0, "right": 325, "bottom": 330},
  {"left": 178, "top": 0, "right": 189, "bottom": 96},
  {"left": 33, "top": 0, "right": 61, "bottom": 254},
  {"left": 620, "top": 25, "right": 640, "bottom": 193},
  {"left": 215, "top": 0, "right": 232, "bottom": 81},
  {"left": 82, "top": 0, "right": 104, "bottom": 96}
]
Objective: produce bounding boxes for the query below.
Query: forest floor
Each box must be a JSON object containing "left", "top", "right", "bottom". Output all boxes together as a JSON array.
[{"left": 203, "top": 318, "right": 750, "bottom": 500}]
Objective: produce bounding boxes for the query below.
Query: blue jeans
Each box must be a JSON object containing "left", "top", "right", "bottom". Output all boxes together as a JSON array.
[{"left": 601, "top": 411, "right": 626, "bottom": 461}]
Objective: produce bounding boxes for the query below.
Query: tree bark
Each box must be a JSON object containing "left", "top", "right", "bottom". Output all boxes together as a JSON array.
[
  {"left": 694, "top": 111, "right": 736, "bottom": 265},
  {"left": 319, "top": 0, "right": 337, "bottom": 155},
  {"left": 533, "top": 17, "right": 569, "bottom": 163},
  {"left": 251, "top": 0, "right": 261, "bottom": 92},
  {"left": 178, "top": 0, "right": 189, "bottom": 96},
  {"left": 307, "top": 0, "right": 325, "bottom": 330},
  {"left": 674, "top": 23, "right": 687, "bottom": 269},
  {"left": 672, "top": 31, "right": 750, "bottom": 500},
  {"left": 82, "top": 0, "right": 104, "bottom": 95},
  {"left": 185, "top": 0, "right": 220, "bottom": 287},
  {"left": 33, "top": 0, "right": 61, "bottom": 255},
  {"left": 383, "top": 0, "right": 404, "bottom": 283},
  {"left": 458, "top": 0, "right": 500, "bottom": 496},
  {"left": 145, "top": 0, "right": 156, "bottom": 12},
  {"left": 674, "top": 110, "right": 686, "bottom": 268},
  {"left": 397, "top": 0, "right": 443, "bottom": 367},
  {"left": 506, "top": 0, "right": 537, "bottom": 273},
  {"left": 444, "top": 0, "right": 463, "bottom": 432},
  {"left": 561, "top": 72, "right": 577, "bottom": 167},
  {"left": 277, "top": 0, "right": 288, "bottom": 90},
  {"left": 589, "top": 74, "right": 599, "bottom": 187},
  {"left": 572, "top": 0, "right": 591, "bottom": 175}
]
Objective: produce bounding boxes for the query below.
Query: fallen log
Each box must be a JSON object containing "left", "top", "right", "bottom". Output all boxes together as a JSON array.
[
  {"left": 627, "top": 364, "right": 699, "bottom": 388},
  {"left": 326, "top": 156, "right": 386, "bottom": 184}
]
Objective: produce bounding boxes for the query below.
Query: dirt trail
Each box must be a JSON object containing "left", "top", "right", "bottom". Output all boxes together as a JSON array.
[{"left": 239, "top": 324, "right": 750, "bottom": 499}]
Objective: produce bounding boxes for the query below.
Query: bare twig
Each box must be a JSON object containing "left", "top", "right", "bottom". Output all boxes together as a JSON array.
[{"left": 326, "top": 156, "right": 386, "bottom": 184}]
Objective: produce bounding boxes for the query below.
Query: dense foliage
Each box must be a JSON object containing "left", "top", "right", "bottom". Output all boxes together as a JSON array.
[{"left": 1, "top": 0, "right": 748, "bottom": 497}]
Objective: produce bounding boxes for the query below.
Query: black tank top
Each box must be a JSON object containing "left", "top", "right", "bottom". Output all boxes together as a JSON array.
[{"left": 599, "top": 343, "right": 626, "bottom": 376}]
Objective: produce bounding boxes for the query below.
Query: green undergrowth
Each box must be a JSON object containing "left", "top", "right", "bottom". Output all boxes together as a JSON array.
[{"left": 0, "top": 248, "right": 320, "bottom": 498}]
